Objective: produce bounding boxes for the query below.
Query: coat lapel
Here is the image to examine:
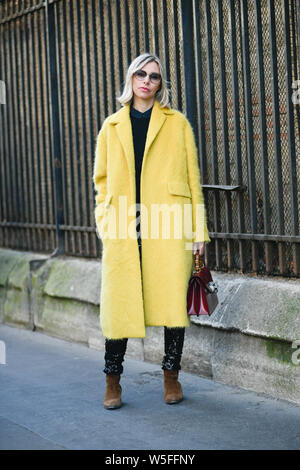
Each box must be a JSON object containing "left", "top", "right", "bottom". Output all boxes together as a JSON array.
[
  {"left": 143, "top": 99, "right": 167, "bottom": 161},
  {"left": 113, "top": 106, "right": 136, "bottom": 203},
  {"left": 111, "top": 99, "right": 170, "bottom": 204}
]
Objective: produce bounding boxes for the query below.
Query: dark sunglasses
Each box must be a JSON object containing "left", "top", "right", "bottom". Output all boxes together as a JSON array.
[{"left": 134, "top": 69, "right": 162, "bottom": 84}]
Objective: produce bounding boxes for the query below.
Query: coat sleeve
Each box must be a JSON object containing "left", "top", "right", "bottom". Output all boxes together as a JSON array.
[
  {"left": 93, "top": 122, "right": 108, "bottom": 240},
  {"left": 184, "top": 118, "right": 211, "bottom": 244}
]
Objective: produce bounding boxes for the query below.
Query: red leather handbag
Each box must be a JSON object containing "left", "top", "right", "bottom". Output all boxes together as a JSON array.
[{"left": 187, "top": 250, "right": 219, "bottom": 316}]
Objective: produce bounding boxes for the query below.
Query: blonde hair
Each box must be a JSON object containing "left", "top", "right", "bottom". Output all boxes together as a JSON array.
[{"left": 117, "top": 52, "right": 171, "bottom": 108}]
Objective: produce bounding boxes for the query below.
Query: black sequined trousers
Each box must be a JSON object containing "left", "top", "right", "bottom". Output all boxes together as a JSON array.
[
  {"left": 103, "top": 242, "right": 185, "bottom": 375},
  {"left": 103, "top": 337, "right": 128, "bottom": 375}
]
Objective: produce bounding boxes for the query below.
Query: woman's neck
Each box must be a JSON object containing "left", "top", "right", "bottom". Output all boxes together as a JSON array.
[{"left": 132, "top": 97, "right": 154, "bottom": 113}]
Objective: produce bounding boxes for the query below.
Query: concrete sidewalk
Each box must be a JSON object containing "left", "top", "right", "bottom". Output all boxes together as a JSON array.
[{"left": 0, "top": 324, "right": 300, "bottom": 450}]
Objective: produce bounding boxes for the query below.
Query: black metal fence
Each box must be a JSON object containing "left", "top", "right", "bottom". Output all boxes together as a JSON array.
[{"left": 0, "top": 0, "right": 299, "bottom": 277}]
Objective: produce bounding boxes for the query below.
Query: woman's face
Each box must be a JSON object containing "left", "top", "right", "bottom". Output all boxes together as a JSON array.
[{"left": 132, "top": 61, "right": 161, "bottom": 101}]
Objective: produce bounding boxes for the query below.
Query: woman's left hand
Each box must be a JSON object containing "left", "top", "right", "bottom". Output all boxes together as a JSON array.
[{"left": 193, "top": 242, "right": 205, "bottom": 255}]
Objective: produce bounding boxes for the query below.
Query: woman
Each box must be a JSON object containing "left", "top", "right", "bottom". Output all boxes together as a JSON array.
[{"left": 93, "top": 52, "right": 210, "bottom": 409}]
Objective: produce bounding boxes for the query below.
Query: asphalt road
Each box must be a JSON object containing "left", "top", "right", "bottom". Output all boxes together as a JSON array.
[{"left": 0, "top": 324, "right": 300, "bottom": 450}]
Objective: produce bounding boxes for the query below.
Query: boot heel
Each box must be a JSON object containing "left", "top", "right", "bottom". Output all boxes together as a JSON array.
[
  {"left": 163, "top": 370, "right": 183, "bottom": 404},
  {"left": 104, "top": 374, "right": 122, "bottom": 409}
]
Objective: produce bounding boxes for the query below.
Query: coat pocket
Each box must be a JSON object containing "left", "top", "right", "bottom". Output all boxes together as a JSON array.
[{"left": 167, "top": 181, "right": 192, "bottom": 198}]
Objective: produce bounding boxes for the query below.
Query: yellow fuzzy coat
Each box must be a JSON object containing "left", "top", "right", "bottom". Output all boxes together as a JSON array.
[{"left": 93, "top": 99, "right": 210, "bottom": 339}]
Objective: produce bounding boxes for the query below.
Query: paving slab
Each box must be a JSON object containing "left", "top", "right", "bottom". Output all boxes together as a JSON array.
[{"left": 0, "top": 324, "right": 300, "bottom": 450}]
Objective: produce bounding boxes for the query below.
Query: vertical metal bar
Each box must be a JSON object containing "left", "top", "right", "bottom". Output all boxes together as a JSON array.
[
  {"left": 193, "top": 0, "right": 207, "bottom": 183},
  {"left": 282, "top": 0, "right": 300, "bottom": 275},
  {"left": 132, "top": 0, "right": 140, "bottom": 56},
  {"left": 291, "top": 0, "right": 300, "bottom": 139},
  {"left": 98, "top": 0, "right": 109, "bottom": 117},
  {"left": 91, "top": 0, "right": 101, "bottom": 131},
  {"left": 7, "top": 18, "right": 18, "bottom": 248},
  {"left": 0, "top": 22, "right": 9, "bottom": 247},
  {"left": 241, "top": 0, "right": 258, "bottom": 273},
  {"left": 68, "top": 0, "right": 82, "bottom": 254},
  {"left": 180, "top": 0, "right": 197, "bottom": 126},
  {"left": 36, "top": 9, "right": 48, "bottom": 252},
  {"left": 107, "top": 0, "right": 116, "bottom": 114},
  {"left": 291, "top": 0, "right": 298, "bottom": 81},
  {"left": 52, "top": 2, "right": 66, "bottom": 255},
  {"left": 19, "top": 14, "right": 32, "bottom": 249},
  {"left": 30, "top": 11, "right": 43, "bottom": 252},
  {"left": 268, "top": 0, "right": 285, "bottom": 274},
  {"left": 115, "top": 0, "right": 124, "bottom": 97},
  {"left": 22, "top": 11, "right": 34, "bottom": 250},
  {"left": 59, "top": 0, "right": 71, "bottom": 255},
  {"left": 237, "top": 0, "right": 255, "bottom": 270},
  {"left": 0, "top": 19, "right": 3, "bottom": 246},
  {"left": 0, "top": 11, "right": 5, "bottom": 233},
  {"left": 45, "top": 0, "right": 65, "bottom": 255},
  {"left": 25, "top": 11, "right": 38, "bottom": 252},
  {"left": 152, "top": 0, "right": 159, "bottom": 54},
  {"left": 204, "top": 0, "right": 221, "bottom": 269},
  {"left": 229, "top": 0, "right": 245, "bottom": 273},
  {"left": 217, "top": 0, "right": 233, "bottom": 270},
  {"left": 173, "top": 0, "right": 183, "bottom": 110},
  {"left": 15, "top": 10, "right": 26, "bottom": 249},
  {"left": 254, "top": 0, "right": 273, "bottom": 274},
  {"left": 92, "top": 1, "right": 103, "bottom": 255},
  {"left": 5, "top": 17, "right": 15, "bottom": 247},
  {"left": 42, "top": 4, "right": 55, "bottom": 252},
  {"left": 142, "top": 0, "right": 149, "bottom": 53},
  {"left": 74, "top": 0, "right": 87, "bottom": 255},
  {"left": 296, "top": 0, "right": 300, "bottom": 74},
  {"left": 123, "top": 0, "right": 131, "bottom": 67},
  {"left": 9, "top": 2, "right": 17, "bottom": 242},
  {"left": 9, "top": 1, "right": 20, "bottom": 249},
  {"left": 56, "top": 2, "right": 67, "bottom": 254},
  {"left": 83, "top": 0, "right": 94, "bottom": 255},
  {"left": 161, "top": 0, "right": 170, "bottom": 85},
  {"left": 60, "top": 1, "right": 73, "bottom": 256}
]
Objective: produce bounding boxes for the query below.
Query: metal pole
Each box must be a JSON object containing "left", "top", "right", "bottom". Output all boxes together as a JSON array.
[
  {"left": 45, "top": 0, "right": 65, "bottom": 256},
  {"left": 180, "top": 0, "right": 197, "bottom": 134},
  {"left": 296, "top": 0, "right": 300, "bottom": 75}
]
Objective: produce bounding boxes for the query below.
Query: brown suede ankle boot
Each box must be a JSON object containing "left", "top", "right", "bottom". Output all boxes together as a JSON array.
[
  {"left": 163, "top": 369, "right": 183, "bottom": 404},
  {"left": 104, "top": 374, "right": 122, "bottom": 409}
]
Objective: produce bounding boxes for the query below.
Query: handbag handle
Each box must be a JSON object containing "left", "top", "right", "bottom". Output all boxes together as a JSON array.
[{"left": 194, "top": 249, "right": 204, "bottom": 273}]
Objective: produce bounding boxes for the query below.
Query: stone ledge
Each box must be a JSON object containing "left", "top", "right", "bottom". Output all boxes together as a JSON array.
[
  {"left": 44, "top": 257, "right": 102, "bottom": 305},
  {"left": 0, "top": 249, "right": 48, "bottom": 325},
  {"left": 191, "top": 272, "right": 300, "bottom": 343},
  {"left": 0, "top": 249, "right": 28, "bottom": 287}
]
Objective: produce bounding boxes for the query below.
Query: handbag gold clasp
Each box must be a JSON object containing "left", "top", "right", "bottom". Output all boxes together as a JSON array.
[{"left": 194, "top": 249, "right": 204, "bottom": 272}]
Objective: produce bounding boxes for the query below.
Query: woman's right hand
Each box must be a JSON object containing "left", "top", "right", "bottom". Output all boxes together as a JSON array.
[{"left": 193, "top": 242, "right": 205, "bottom": 256}]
